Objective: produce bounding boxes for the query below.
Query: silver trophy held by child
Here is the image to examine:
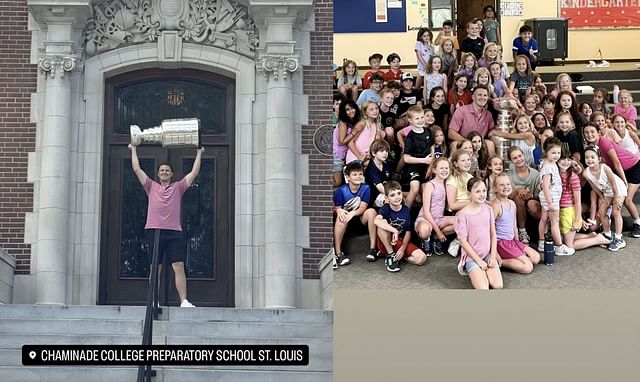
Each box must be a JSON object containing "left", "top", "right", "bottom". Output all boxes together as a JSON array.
[{"left": 130, "top": 118, "right": 201, "bottom": 148}]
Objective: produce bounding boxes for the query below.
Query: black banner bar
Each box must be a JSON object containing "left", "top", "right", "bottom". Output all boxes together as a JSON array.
[{"left": 22, "top": 345, "right": 309, "bottom": 366}]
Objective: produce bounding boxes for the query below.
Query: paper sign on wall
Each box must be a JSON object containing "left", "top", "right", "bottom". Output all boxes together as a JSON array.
[
  {"left": 376, "top": 0, "right": 388, "bottom": 22},
  {"left": 388, "top": 0, "right": 402, "bottom": 8},
  {"left": 500, "top": 2, "right": 524, "bottom": 17}
]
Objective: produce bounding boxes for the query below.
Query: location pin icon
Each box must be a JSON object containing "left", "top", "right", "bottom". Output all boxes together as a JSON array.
[{"left": 29, "top": 351, "right": 36, "bottom": 360}]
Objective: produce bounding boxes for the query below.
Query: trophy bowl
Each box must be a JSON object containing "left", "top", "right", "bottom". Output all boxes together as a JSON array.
[{"left": 129, "top": 118, "right": 200, "bottom": 148}]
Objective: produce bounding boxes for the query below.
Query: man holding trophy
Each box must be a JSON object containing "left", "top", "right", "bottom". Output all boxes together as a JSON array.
[{"left": 128, "top": 118, "right": 204, "bottom": 308}]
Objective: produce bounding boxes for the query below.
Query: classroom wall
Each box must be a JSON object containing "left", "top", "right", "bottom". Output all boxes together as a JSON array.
[{"left": 333, "top": 0, "right": 640, "bottom": 68}]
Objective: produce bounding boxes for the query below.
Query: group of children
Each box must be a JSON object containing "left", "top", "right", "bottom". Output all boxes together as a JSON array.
[{"left": 331, "top": 13, "right": 640, "bottom": 289}]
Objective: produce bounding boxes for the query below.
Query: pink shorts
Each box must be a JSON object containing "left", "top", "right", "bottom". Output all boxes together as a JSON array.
[{"left": 496, "top": 239, "right": 526, "bottom": 260}]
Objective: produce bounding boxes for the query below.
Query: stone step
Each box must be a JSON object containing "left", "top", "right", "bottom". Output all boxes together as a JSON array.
[
  {"left": 0, "top": 318, "right": 143, "bottom": 336},
  {"left": 153, "top": 321, "right": 332, "bottom": 339},
  {"left": 0, "top": 318, "right": 330, "bottom": 338},
  {"left": 0, "top": 334, "right": 147, "bottom": 347},
  {"left": 0, "top": 305, "right": 147, "bottom": 320},
  {"left": 0, "top": 366, "right": 139, "bottom": 382},
  {"left": 0, "top": 305, "right": 333, "bottom": 324},
  {"left": 0, "top": 366, "right": 331, "bottom": 382},
  {"left": 0, "top": 333, "right": 331, "bottom": 347},
  {"left": 160, "top": 368, "right": 330, "bottom": 382},
  {"left": 165, "top": 307, "right": 333, "bottom": 324}
]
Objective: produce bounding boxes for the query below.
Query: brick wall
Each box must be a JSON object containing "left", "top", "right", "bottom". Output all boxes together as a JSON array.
[
  {"left": 302, "top": 0, "right": 333, "bottom": 279},
  {"left": 0, "top": 1, "right": 37, "bottom": 274}
]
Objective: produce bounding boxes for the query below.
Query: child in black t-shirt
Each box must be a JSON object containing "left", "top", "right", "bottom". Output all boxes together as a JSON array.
[
  {"left": 365, "top": 139, "right": 392, "bottom": 209},
  {"left": 403, "top": 105, "right": 434, "bottom": 208}
]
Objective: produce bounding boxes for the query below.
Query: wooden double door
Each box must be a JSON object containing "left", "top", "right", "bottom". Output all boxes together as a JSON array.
[{"left": 98, "top": 69, "right": 235, "bottom": 307}]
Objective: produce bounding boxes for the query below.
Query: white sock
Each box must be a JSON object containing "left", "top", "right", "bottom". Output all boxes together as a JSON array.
[
  {"left": 604, "top": 231, "right": 612, "bottom": 237},
  {"left": 615, "top": 233, "right": 622, "bottom": 239},
  {"left": 634, "top": 219, "right": 640, "bottom": 225}
]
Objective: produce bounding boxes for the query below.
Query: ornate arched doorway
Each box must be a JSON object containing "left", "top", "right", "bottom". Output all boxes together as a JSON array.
[{"left": 98, "top": 68, "right": 235, "bottom": 306}]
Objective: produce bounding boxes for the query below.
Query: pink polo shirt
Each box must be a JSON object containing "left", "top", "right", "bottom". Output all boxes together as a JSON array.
[
  {"left": 449, "top": 104, "right": 495, "bottom": 138},
  {"left": 144, "top": 177, "right": 189, "bottom": 231}
]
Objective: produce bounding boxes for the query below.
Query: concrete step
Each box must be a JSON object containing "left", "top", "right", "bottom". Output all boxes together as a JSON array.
[
  {"left": 0, "top": 366, "right": 331, "bottom": 382},
  {"left": 0, "top": 305, "right": 147, "bottom": 320},
  {"left": 0, "top": 366, "right": 138, "bottom": 382},
  {"left": 0, "top": 334, "right": 147, "bottom": 347},
  {"left": 160, "top": 368, "right": 330, "bottom": 382},
  {"left": 165, "top": 307, "right": 333, "bottom": 324},
  {"left": 153, "top": 321, "right": 332, "bottom": 339},
  {"left": 0, "top": 318, "right": 143, "bottom": 336},
  {"left": 0, "top": 305, "right": 333, "bottom": 324}
]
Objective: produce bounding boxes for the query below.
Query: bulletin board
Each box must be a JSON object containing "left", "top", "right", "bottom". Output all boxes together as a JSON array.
[{"left": 334, "top": 0, "right": 407, "bottom": 33}]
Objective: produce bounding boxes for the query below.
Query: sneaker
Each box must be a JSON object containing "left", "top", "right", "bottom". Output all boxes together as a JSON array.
[
  {"left": 335, "top": 252, "right": 351, "bottom": 267},
  {"left": 385, "top": 253, "right": 401, "bottom": 272},
  {"left": 180, "top": 299, "right": 196, "bottom": 308},
  {"left": 432, "top": 239, "right": 445, "bottom": 256},
  {"left": 608, "top": 237, "right": 627, "bottom": 252},
  {"left": 421, "top": 239, "right": 431, "bottom": 256},
  {"left": 537, "top": 240, "right": 545, "bottom": 252},
  {"left": 366, "top": 248, "right": 380, "bottom": 262},
  {"left": 518, "top": 229, "right": 530, "bottom": 244},
  {"left": 554, "top": 244, "right": 575, "bottom": 256},
  {"left": 630, "top": 224, "right": 640, "bottom": 238},
  {"left": 447, "top": 238, "right": 461, "bottom": 257},
  {"left": 600, "top": 233, "right": 613, "bottom": 248}
]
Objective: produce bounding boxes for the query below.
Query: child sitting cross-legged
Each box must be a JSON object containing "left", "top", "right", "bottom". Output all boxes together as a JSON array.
[{"left": 374, "top": 181, "right": 428, "bottom": 272}]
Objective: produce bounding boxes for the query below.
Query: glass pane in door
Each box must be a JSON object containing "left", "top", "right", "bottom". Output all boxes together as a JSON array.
[
  {"left": 120, "top": 158, "right": 155, "bottom": 278},
  {"left": 182, "top": 158, "right": 216, "bottom": 279}
]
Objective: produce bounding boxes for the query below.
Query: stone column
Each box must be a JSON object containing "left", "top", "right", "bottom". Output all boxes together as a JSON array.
[
  {"left": 257, "top": 9, "right": 300, "bottom": 309},
  {"left": 34, "top": 55, "right": 75, "bottom": 304}
]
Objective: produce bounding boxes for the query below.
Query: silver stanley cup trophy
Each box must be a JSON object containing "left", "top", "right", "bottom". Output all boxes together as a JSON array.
[
  {"left": 495, "top": 100, "right": 513, "bottom": 167},
  {"left": 130, "top": 118, "right": 200, "bottom": 148}
]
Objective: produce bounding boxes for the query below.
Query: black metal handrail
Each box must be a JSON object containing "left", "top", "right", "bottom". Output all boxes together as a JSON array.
[{"left": 136, "top": 229, "right": 167, "bottom": 382}]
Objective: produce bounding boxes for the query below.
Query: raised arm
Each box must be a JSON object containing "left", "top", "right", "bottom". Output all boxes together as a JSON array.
[
  {"left": 128, "top": 144, "right": 148, "bottom": 186},
  {"left": 184, "top": 147, "right": 205, "bottom": 186}
]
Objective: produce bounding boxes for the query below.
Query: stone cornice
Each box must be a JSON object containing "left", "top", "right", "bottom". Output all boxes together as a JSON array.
[
  {"left": 28, "top": 0, "right": 92, "bottom": 27},
  {"left": 248, "top": 0, "right": 313, "bottom": 27}
]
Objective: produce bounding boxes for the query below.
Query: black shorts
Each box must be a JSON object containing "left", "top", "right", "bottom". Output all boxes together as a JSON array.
[
  {"left": 405, "top": 165, "right": 426, "bottom": 184},
  {"left": 145, "top": 229, "right": 186, "bottom": 264},
  {"left": 625, "top": 160, "right": 640, "bottom": 185}
]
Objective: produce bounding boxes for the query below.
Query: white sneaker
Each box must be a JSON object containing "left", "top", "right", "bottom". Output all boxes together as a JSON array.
[
  {"left": 554, "top": 244, "right": 575, "bottom": 256},
  {"left": 180, "top": 299, "right": 196, "bottom": 308},
  {"left": 537, "top": 240, "right": 545, "bottom": 252},
  {"left": 448, "top": 238, "right": 460, "bottom": 257},
  {"left": 518, "top": 229, "right": 530, "bottom": 244}
]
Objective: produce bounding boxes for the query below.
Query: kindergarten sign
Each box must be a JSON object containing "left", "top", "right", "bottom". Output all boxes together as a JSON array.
[{"left": 560, "top": 0, "right": 640, "bottom": 28}]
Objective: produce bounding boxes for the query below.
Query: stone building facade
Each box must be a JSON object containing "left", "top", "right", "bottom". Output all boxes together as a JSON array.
[{"left": 0, "top": 0, "right": 334, "bottom": 309}]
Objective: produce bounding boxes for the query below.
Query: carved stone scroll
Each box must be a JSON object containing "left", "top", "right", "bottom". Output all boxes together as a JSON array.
[
  {"left": 84, "top": 0, "right": 258, "bottom": 58},
  {"left": 38, "top": 56, "right": 76, "bottom": 78}
]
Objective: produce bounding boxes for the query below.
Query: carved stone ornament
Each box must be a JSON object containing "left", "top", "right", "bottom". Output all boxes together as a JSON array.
[
  {"left": 84, "top": 0, "right": 258, "bottom": 58},
  {"left": 38, "top": 56, "right": 77, "bottom": 78},
  {"left": 257, "top": 55, "right": 299, "bottom": 81},
  {"left": 312, "top": 124, "right": 334, "bottom": 156}
]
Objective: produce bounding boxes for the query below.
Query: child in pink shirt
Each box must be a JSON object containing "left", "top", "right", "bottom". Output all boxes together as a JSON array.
[{"left": 455, "top": 177, "right": 503, "bottom": 289}]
